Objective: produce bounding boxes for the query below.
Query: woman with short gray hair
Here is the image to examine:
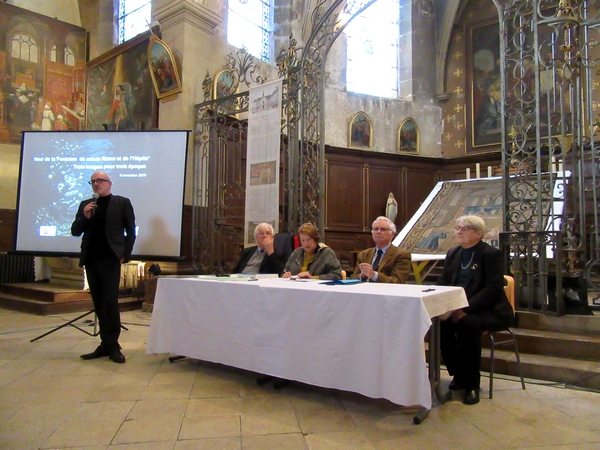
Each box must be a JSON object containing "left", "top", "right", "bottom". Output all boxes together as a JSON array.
[{"left": 437, "top": 215, "right": 514, "bottom": 405}]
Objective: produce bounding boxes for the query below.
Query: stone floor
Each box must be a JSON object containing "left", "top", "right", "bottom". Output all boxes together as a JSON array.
[{"left": 0, "top": 307, "right": 599, "bottom": 450}]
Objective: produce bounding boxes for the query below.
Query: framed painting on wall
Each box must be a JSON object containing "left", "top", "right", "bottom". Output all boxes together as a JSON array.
[
  {"left": 0, "top": 2, "right": 87, "bottom": 143},
  {"left": 213, "top": 68, "right": 239, "bottom": 99},
  {"left": 467, "top": 20, "right": 501, "bottom": 153},
  {"left": 397, "top": 118, "right": 419, "bottom": 154},
  {"left": 85, "top": 31, "right": 158, "bottom": 131},
  {"left": 148, "top": 35, "right": 182, "bottom": 101},
  {"left": 348, "top": 111, "right": 373, "bottom": 149}
]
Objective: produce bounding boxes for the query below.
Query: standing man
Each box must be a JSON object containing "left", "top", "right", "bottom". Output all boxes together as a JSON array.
[
  {"left": 231, "top": 223, "right": 287, "bottom": 275},
  {"left": 351, "top": 216, "right": 411, "bottom": 283},
  {"left": 71, "top": 171, "right": 136, "bottom": 364}
]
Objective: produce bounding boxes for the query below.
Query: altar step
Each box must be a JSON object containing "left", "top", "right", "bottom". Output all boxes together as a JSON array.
[
  {"left": 0, "top": 282, "right": 142, "bottom": 315},
  {"left": 466, "top": 311, "right": 600, "bottom": 391}
]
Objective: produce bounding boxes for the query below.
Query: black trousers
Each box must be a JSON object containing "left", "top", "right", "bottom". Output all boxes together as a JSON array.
[
  {"left": 440, "top": 311, "right": 507, "bottom": 391},
  {"left": 85, "top": 257, "right": 122, "bottom": 351}
]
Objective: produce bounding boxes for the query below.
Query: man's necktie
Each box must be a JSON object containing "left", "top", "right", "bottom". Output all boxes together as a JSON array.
[{"left": 372, "top": 249, "right": 383, "bottom": 271}]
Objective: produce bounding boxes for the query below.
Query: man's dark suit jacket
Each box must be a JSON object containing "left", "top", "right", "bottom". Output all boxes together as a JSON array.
[
  {"left": 437, "top": 240, "right": 514, "bottom": 324},
  {"left": 231, "top": 245, "right": 287, "bottom": 275},
  {"left": 351, "top": 245, "right": 411, "bottom": 283},
  {"left": 71, "top": 194, "right": 136, "bottom": 267}
]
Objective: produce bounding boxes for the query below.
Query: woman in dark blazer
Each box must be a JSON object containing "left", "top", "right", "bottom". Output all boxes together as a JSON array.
[{"left": 437, "top": 215, "right": 514, "bottom": 405}]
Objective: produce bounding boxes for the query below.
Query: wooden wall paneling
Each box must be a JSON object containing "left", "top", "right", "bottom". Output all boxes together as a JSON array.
[
  {"left": 402, "top": 167, "right": 440, "bottom": 227},
  {"left": 325, "top": 156, "right": 365, "bottom": 230},
  {"left": 366, "top": 163, "right": 403, "bottom": 228},
  {"left": 0, "top": 209, "right": 16, "bottom": 252}
]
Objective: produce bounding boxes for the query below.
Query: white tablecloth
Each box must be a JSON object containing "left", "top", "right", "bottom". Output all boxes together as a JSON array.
[{"left": 146, "top": 277, "right": 468, "bottom": 409}]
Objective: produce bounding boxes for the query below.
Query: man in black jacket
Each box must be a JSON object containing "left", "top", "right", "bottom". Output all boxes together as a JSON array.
[
  {"left": 438, "top": 215, "right": 514, "bottom": 405},
  {"left": 231, "top": 223, "right": 287, "bottom": 275},
  {"left": 71, "top": 171, "right": 136, "bottom": 364}
]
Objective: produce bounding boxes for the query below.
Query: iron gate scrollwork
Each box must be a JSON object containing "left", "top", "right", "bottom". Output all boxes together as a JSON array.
[{"left": 498, "top": 0, "right": 600, "bottom": 314}]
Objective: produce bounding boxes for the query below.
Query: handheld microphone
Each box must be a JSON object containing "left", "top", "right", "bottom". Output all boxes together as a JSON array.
[{"left": 91, "top": 193, "right": 99, "bottom": 218}]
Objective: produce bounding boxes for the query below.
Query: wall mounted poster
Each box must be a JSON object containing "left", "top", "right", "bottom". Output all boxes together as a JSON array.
[{"left": 244, "top": 79, "right": 283, "bottom": 246}]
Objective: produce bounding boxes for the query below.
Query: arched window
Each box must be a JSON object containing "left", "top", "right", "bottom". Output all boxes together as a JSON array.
[
  {"left": 345, "top": 0, "right": 399, "bottom": 98},
  {"left": 65, "top": 46, "right": 76, "bottom": 66},
  {"left": 11, "top": 33, "right": 39, "bottom": 63},
  {"left": 117, "top": 0, "right": 152, "bottom": 44},
  {"left": 49, "top": 45, "right": 76, "bottom": 66},
  {"left": 227, "top": 0, "right": 272, "bottom": 62}
]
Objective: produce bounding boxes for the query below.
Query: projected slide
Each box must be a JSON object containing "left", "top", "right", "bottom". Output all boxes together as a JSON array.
[{"left": 16, "top": 130, "right": 189, "bottom": 259}]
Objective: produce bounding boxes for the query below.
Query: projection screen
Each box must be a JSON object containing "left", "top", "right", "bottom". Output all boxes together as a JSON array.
[{"left": 15, "top": 130, "right": 189, "bottom": 260}]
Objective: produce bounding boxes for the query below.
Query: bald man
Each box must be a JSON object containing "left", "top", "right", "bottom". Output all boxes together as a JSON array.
[{"left": 71, "top": 171, "right": 136, "bottom": 364}]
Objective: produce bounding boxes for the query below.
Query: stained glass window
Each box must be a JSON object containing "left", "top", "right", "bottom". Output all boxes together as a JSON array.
[
  {"left": 118, "top": 0, "right": 152, "bottom": 44},
  {"left": 345, "top": 0, "right": 399, "bottom": 98},
  {"left": 227, "top": 0, "right": 271, "bottom": 62}
]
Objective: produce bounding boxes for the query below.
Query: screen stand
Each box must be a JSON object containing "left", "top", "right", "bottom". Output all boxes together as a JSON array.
[{"left": 30, "top": 309, "right": 128, "bottom": 342}]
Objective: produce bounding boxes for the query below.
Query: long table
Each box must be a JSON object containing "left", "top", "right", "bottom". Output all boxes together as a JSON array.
[{"left": 146, "top": 277, "right": 467, "bottom": 420}]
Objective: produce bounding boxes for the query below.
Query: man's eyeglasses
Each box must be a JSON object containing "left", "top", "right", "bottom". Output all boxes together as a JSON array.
[
  {"left": 372, "top": 227, "right": 391, "bottom": 232},
  {"left": 89, "top": 178, "right": 110, "bottom": 185},
  {"left": 454, "top": 226, "right": 475, "bottom": 232}
]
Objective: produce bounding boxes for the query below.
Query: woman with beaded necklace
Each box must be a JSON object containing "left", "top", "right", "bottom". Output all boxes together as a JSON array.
[
  {"left": 437, "top": 215, "right": 514, "bottom": 405},
  {"left": 282, "top": 223, "right": 342, "bottom": 280}
]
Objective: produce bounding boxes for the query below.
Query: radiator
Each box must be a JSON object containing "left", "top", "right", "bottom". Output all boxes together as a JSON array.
[{"left": 0, "top": 253, "right": 35, "bottom": 286}]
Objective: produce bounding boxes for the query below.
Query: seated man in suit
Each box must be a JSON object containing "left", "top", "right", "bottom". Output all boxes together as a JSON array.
[
  {"left": 351, "top": 216, "right": 411, "bottom": 283},
  {"left": 231, "top": 223, "right": 287, "bottom": 275}
]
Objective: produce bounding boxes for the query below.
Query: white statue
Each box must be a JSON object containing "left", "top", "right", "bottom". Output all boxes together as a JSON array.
[{"left": 385, "top": 192, "right": 398, "bottom": 223}]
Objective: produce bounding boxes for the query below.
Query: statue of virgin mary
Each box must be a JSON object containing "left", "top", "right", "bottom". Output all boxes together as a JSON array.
[{"left": 385, "top": 192, "right": 398, "bottom": 223}]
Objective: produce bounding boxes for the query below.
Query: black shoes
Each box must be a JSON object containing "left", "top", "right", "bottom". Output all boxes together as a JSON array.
[
  {"left": 463, "top": 389, "right": 480, "bottom": 405},
  {"left": 108, "top": 349, "right": 126, "bottom": 364},
  {"left": 80, "top": 346, "right": 108, "bottom": 360},
  {"left": 81, "top": 345, "right": 125, "bottom": 363}
]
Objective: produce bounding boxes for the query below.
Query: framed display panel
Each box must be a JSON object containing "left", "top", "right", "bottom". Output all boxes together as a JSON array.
[
  {"left": 148, "top": 35, "right": 182, "bottom": 101},
  {"left": 85, "top": 31, "right": 158, "bottom": 131},
  {"left": 348, "top": 111, "right": 373, "bottom": 149},
  {"left": 393, "top": 176, "right": 564, "bottom": 258},
  {"left": 397, "top": 118, "right": 419, "bottom": 154}
]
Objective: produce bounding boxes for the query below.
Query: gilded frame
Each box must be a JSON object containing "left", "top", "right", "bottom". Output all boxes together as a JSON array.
[
  {"left": 213, "top": 68, "right": 239, "bottom": 99},
  {"left": 397, "top": 117, "right": 419, "bottom": 154},
  {"left": 148, "top": 35, "right": 182, "bottom": 101},
  {"left": 348, "top": 111, "right": 373, "bottom": 149}
]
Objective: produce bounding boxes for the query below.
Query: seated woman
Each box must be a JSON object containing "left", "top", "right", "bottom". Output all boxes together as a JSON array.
[
  {"left": 437, "top": 215, "right": 514, "bottom": 405},
  {"left": 282, "top": 223, "right": 342, "bottom": 280}
]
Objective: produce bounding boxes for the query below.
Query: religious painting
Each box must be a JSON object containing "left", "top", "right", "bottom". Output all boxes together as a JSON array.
[
  {"left": 393, "top": 177, "right": 563, "bottom": 256},
  {"left": 467, "top": 20, "right": 501, "bottom": 152},
  {"left": 0, "top": 2, "right": 87, "bottom": 143},
  {"left": 213, "top": 68, "right": 238, "bottom": 99},
  {"left": 148, "top": 35, "right": 182, "bottom": 101},
  {"left": 348, "top": 111, "right": 373, "bottom": 149},
  {"left": 85, "top": 31, "right": 157, "bottom": 131},
  {"left": 397, "top": 118, "right": 419, "bottom": 154}
]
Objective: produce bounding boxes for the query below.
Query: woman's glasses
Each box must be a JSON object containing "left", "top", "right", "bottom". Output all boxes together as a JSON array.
[{"left": 454, "top": 226, "right": 475, "bottom": 232}]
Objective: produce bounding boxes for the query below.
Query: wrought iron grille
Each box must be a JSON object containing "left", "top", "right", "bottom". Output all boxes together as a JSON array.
[
  {"left": 192, "top": 1, "right": 381, "bottom": 274},
  {"left": 498, "top": 0, "right": 600, "bottom": 313}
]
